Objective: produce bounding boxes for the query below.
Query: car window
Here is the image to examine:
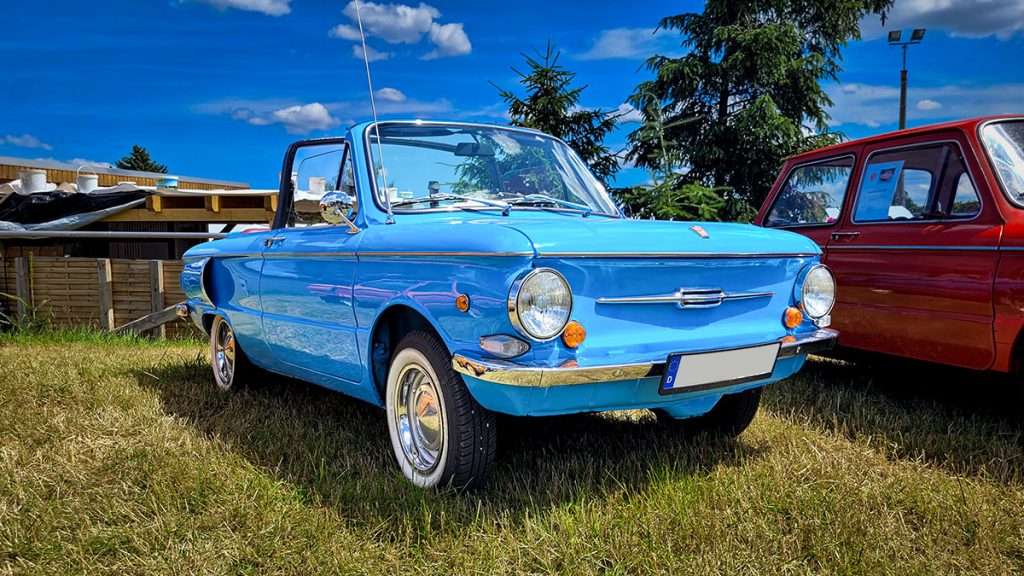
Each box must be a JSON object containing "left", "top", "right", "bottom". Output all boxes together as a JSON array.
[
  {"left": 764, "top": 156, "right": 853, "bottom": 227},
  {"left": 854, "top": 143, "right": 973, "bottom": 222},
  {"left": 981, "top": 120, "right": 1024, "bottom": 206},
  {"left": 288, "top": 144, "right": 348, "bottom": 228},
  {"left": 950, "top": 172, "right": 981, "bottom": 218}
]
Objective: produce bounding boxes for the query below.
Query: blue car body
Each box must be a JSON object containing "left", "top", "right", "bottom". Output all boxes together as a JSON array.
[{"left": 181, "top": 121, "right": 835, "bottom": 419}]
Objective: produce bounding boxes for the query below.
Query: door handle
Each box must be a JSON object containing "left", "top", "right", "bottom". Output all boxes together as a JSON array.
[
  {"left": 264, "top": 236, "right": 286, "bottom": 248},
  {"left": 830, "top": 231, "right": 861, "bottom": 242}
]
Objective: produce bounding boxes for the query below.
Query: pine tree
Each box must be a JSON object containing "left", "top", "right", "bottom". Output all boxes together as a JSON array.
[
  {"left": 492, "top": 42, "right": 620, "bottom": 184},
  {"left": 116, "top": 145, "right": 168, "bottom": 173}
]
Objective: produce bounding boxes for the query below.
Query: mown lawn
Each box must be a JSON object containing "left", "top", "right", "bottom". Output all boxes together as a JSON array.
[{"left": 1, "top": 332, "right": 1023, "bottom": 575}]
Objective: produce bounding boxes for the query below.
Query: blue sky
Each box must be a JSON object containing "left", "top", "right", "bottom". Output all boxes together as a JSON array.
[{"left": 2, "top": 0, "right": 1022, "bottom": 188}]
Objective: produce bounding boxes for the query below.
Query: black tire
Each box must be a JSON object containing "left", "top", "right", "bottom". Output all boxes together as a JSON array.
[
  {"left": 654, "top": 387, "right": 763, "bottom": 439},
  {"left": 209, "top": 315, "right": 258, "bottom": 392},
  {"left": 385, "top": 330, "right": 496, "bottom": 491}
]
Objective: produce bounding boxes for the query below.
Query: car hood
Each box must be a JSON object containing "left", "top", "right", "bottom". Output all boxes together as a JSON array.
[{"left": 496, "top": 217, "right": 820, "bottom": 257}]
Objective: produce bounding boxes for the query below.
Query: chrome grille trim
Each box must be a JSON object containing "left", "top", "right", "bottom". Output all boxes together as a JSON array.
[{"left": 597, "top": 288, "right": 773, "bottom": 309}]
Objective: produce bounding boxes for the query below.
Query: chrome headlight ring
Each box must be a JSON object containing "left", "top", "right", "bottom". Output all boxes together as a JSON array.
[
  {"left": 794, "top": 263, "right": 836, "bottom": 319},
  {"left": 507, "top": 268, "right": 573, "bottom": 342}
]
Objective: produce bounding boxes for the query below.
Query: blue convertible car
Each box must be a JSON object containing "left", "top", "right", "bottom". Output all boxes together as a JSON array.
[{"left": 179, "top": 120, "right": 837, "bottom": 490}]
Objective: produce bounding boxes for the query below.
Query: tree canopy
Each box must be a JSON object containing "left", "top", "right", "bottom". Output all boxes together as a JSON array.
[
  {"left": 625, "top": 0, "right": 893, "bottom": 220},
  {"left": 116, "top": 145, "right": 167, "bottom": 174},
  {"left": 493, "top": 42, "right": 620, "bottom": 184}
]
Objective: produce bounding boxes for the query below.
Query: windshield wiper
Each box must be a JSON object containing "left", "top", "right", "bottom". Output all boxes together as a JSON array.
[
  {"left": 391, "top": 192, "right": 512, "bottom": 215},
  {"left": 508, "top": 194, "right": 593, "bottom": 217}
]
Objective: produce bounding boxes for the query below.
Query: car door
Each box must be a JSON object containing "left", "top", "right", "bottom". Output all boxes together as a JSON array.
[
  {"left": 760, "top": 153, "right": 858, "bottom": 259},
  {"left": 259, "top": 138, "right": 364, "bottom": 383},
  {"left": 826, "top": 133, "right": 999, "bottom": 369}
]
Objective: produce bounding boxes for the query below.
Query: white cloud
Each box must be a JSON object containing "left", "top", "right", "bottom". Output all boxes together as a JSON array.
[
  {"left": 221, "top": 102, "right": 341, "bottom": 134},
  {"left": 4, "top": 134, "right": 53, "bottom": 150},
  {"left": 578, "top": 27, "right": 676, "bottom": 60},
  {"left": 342, "top": 1, "right": 439, "bottom": 43},
  {"left": 861, "top": 0, "right": 1024, "bottom": 39},
  {"left": 330, "top": 1, "right": 471, "bottom": 59},
  {"left": 187, "top": 0, "right": 291, "bottom": 16},
  {"left": 827, "top": 82, "right": 1022, "bottom": 128},
  {"left": 329, "top": 24, "right": 362, "bottom": 41},
  {"left": 422, "top": 22, "right": 471, "bottom": 59},
  {"left": 375, "top": 87, "right": 407, "bottom": 102},
  {"left": 353, "top": 44, "right": 391, "bottom": 62},
  {"left": 612, "top": 103, "right": 644, "bottom": 124}
]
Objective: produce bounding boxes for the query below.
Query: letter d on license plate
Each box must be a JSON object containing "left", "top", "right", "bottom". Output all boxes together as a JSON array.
[{"left": 659, "top": 343, "right": 780, "bottom": 395}]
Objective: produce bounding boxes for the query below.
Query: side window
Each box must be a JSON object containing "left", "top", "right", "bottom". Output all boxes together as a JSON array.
[
  {"left": 765, "top": 156, "right": 854, "bottom": 227},
  {"left": 288, "top": 143, "right": 347, "bottom": 228},
  {"left": 854, "top": 143, "right": 977, "bottom": 222},
  {"left": 949, "top": 172, "right": 981, "bottom": 218}
]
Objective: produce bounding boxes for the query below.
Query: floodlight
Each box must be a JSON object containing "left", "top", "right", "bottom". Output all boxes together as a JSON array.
[
  {"left": 888, "top": 30, "right": 902, "bottom": 43},
  {"left": 911, "top": 28, "right": 926, "bottom": 42}
]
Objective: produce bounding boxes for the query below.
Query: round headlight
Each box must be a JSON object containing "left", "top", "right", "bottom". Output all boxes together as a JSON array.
[
  {"left": 800, "top": 264, "right": 836, "bottom": 319},
  {"left": 509, "top": 268, "right": 572, "bottom": 341}
]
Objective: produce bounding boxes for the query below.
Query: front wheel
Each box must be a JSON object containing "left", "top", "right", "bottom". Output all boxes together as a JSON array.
[
  {"left": 385, "top": 330, "right": 496, "bottom": 490},
  {"left": 209, "top": 315, "right": 257, "bottom": 392},
  {"left": 654, "top": 386, "right": 763, "bottom": 439}
]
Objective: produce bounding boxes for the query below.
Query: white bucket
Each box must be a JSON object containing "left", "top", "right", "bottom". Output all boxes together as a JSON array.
[
  {"left": 156, "top": 175, "right": 179, "bottom": 191},
  {"left": 18, "top": 169, "right": 47, "bottom": 193},
  {"left": 76, "top": 166, "right": 99, "bottom": 194}
]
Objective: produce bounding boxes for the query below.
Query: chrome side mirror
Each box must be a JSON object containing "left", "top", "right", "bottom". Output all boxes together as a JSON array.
[{"left": 319, "top": 191, "right": 360, "bottom": 234}]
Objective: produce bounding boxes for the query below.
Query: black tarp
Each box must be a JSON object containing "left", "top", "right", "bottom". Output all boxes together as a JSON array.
[{"left": 0, "top": 190, "right": 149, "bottom": 224}]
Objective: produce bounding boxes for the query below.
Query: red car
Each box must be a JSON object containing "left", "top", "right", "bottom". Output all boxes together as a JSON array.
[{"left": 756, "top": 116, "right": 1024, "bottom": 373}]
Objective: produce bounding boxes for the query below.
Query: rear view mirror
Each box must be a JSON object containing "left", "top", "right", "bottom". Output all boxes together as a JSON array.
[{"left": 454, "top": 142, "right": 495, "bottom": 157}]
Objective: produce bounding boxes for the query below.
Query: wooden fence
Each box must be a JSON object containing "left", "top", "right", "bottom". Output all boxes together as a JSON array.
[{"left": 1, "top": 256, "right": 194, "bottom": 338}]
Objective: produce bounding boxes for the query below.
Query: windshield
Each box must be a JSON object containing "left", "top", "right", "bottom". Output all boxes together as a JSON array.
[
  {"left": 366, "top": 123, "right": 620, "bottom": 216},
  {"left": 981, "top": 120, "right": 1024, "bottom": 206}
]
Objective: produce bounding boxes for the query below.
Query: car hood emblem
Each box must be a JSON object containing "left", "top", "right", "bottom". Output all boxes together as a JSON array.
[{"left": 690, "top": 225, "right": 710, "bottom": 239}]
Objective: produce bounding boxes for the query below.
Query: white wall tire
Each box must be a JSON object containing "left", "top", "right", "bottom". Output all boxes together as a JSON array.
[
  {"left": 385, "top": 330, "right": 496, "bottom": 490},
  {"left": 209, "top": 316, "right": 255, "bottom": 392}
]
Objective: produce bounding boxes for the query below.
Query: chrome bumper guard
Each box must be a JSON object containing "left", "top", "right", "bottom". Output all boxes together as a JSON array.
[{"left": 451, "top": 328, "right": 838, "bottom": 388}]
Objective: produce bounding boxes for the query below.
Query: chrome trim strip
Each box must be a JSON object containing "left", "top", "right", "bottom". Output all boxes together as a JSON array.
[
  {"left": 778, "top": 328, "right": 838, "bottom": 358},
  {"left": 597, "top": 289, "right": 773, "bottom": 308},
  {"left": 828, "top": 245, "right": 998, "bottom": 251},
  {"left": 537, "top": 252, "right": 818, "bottom": 259},
  {"left": 358, "top": 251, "right": 534, "bottom": 257},
  {"left": 452, "top": 329, "right": 839, "bottom": 387}
]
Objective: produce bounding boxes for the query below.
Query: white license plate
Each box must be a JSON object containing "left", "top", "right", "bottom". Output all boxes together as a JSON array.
[{"left": 659, "top": 343, "right": 780, "bottom": 395}]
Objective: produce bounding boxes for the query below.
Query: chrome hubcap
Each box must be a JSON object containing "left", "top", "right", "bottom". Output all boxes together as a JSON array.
[
  {"left": 215, "top": 322, "right": 235, "bottom": 386},
  {"left": 394, "top": 364, "right": 443, "bottom": 473}
]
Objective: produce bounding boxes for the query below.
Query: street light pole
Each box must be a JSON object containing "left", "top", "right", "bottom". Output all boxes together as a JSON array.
[
  {"left": 899, "top": 44, "right": 908, "bottom": 130},
  {"left": 888, "top": 29, "right": 926, "bottom": 130}
]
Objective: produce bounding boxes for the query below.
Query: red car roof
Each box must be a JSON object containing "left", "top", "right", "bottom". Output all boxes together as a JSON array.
[{"left": 788, "top": 114, "right": 1024, "bottom": 162}]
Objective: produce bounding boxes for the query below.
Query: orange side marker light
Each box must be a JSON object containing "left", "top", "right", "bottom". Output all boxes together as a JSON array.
[{"left": 562, "top": 320, "right": 586, "bottom": 348}]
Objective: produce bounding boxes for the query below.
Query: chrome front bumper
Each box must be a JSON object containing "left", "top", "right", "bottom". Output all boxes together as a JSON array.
[{"left": 451, "top": 328, "right": 838, "bottom": 388}]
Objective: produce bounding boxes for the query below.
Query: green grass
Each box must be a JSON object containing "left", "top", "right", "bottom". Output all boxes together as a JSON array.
[{"left": 1, "top": 333, "right": 1023, "bottom": 574}]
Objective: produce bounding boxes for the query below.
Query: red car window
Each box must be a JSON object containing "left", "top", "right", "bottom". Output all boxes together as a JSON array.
[{"left": 764, "top": 156, "right": 854, "bottom": 228}]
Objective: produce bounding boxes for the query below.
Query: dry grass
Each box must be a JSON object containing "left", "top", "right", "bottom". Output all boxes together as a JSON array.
[{"left": 1, "top": 332, "right": 1023, "bottom": 574}]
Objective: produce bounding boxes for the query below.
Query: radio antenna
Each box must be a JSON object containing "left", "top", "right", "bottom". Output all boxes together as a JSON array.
[{"left": 353, "top": 0, "right": 394, "bottom": 224}]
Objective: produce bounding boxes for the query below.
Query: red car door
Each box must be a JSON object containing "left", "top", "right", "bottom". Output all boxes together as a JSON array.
[
  {"left": 760, "top": 153, "right": 859, "bottom": 258},
  {"left": 826, "top": 132, "right": 1001, "bottom": 369}
]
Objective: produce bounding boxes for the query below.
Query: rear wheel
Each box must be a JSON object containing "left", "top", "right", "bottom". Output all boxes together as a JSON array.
[
  {"left": 385, "top": 330, "right": 496, "bottom": 490},
  {"left": 654, "top": 387, "right": 763, "bottom": 439},
  {"left": 209, "top": 316, "right": 257, "bottom": 392}
]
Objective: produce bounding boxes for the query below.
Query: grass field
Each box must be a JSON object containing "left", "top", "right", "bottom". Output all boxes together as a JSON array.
[{"left": 1, "top": 331, "right": 1023, "bottom": 574}]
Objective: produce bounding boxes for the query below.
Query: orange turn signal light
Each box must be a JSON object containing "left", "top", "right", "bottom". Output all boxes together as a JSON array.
[
  {"left": 562, "top": 320, "right": 586, "bottom": 348},
  {"left": 781, "top": 335, "right": 797, "bottom": 344},
  {"left": 783, "top": 306, "right": 803, "bottom": 329},
  {"left": 455, "top": 294, "right": 470, "bottom": 312}
]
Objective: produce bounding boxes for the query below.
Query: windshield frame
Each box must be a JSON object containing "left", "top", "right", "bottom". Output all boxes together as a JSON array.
[
  {"left": 978, "top": 117, "right": 1024, "bottom": 209},
  {"left": 360, "top": 120, "right": 623, "bottom": 218}
]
